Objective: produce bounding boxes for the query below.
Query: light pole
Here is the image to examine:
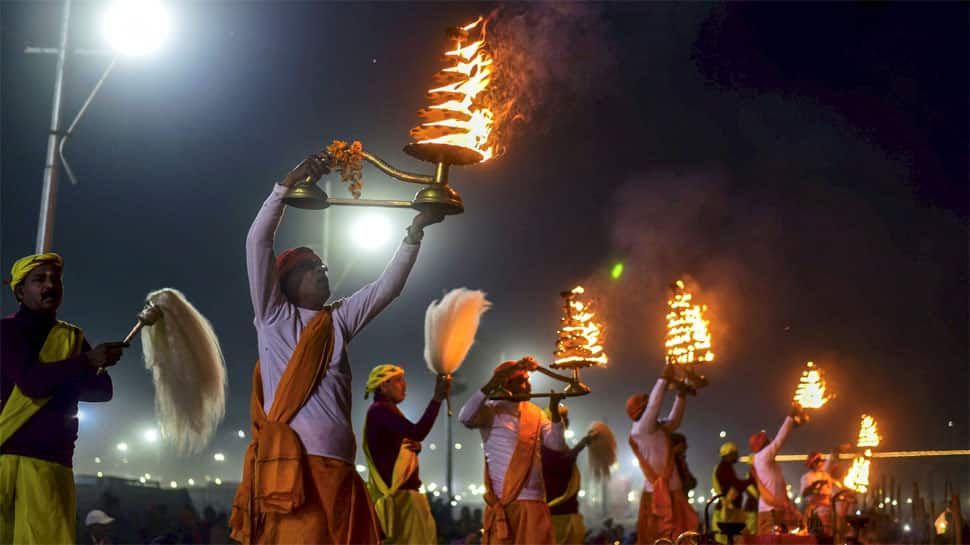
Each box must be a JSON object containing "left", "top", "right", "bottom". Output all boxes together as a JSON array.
[
  {"left": 35, "top": 0, "right": 72, "bottom": 253},
  {"left": 30, "top": 0, "right": 170, "bottom": 252}
]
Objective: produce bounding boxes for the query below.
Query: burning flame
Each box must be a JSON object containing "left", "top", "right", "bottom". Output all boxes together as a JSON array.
[
  {"left": 664, "top": 279, "right": 714, "bottom": 365},
  {"left": 792, "top": 361, "right": 831, "bottom": 409},
  {"left": 554, "top": 286, "right": 608, "bottom": 367},
  {"left": 411, "top": 16, "right": 495, "bottom": 162},
  {"left": 857, "top": 414, "right": 881, "bottom": 448},
  {"left": 843, "top": 449, "right": 872, "bottom": 493}
]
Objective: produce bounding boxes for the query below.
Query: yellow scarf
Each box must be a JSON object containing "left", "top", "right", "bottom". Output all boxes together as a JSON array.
[
  {"left": 0, "top": 321, "right": 84, "bottom": 446},
  {"left": 362, "top": 409, "right": 420, "bottom": 539}
]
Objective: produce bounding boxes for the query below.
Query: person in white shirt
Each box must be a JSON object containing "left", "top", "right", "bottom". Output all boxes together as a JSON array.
[
  {"left": 750, "top": 405, "right": 809, "bottom": 534},
  {"left": 230, "top": 152, "right": 444, "bottom": 545},
  {"left": 459, "top": 357, "right": 568, "bottom": 544},
  {"left": 800, "top": 448, "right": 839, "bottom": 536},
  {"left": 628, "top": 365, "right": 698, "bottom": 545}
]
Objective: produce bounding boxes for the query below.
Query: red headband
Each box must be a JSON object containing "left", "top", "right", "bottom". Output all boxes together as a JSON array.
[{"left": 276, "top": 247, "right": 321, "bottom": 284}]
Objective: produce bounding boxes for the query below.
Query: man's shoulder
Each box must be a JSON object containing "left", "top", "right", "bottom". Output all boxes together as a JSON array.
[
  {"left": 365, "top": 401, "right": 399, "bottom": 430},
  {"left": 0, "top": 314, "right": 20, "bottom": 335}
]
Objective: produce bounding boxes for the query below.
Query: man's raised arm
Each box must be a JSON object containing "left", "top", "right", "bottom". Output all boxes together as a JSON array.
[
  {"left": 246, "top": 154, "right": 329, "bottom": 322},
  {"left": 337, "top": 209, "right": 445, "bottom": 339}
]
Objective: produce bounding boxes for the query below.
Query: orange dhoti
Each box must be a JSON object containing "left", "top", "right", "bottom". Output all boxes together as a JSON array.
[
  {"left": 484, "top": 499, "right": 554, "bottom": 545},
  {"left": 255, "top": 455, "right": 380, "bottom": 545},
  {"left": 636, "top": 489, "right": 699, "bottom": 545},
  {"left": 232, "top": 312, "right": 380, "bottom": 545}
]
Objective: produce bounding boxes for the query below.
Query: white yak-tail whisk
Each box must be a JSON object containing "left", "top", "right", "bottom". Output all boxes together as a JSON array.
[
  {"left": 141, "top": 288, "right": 226, "bottom": 455},
  {"left": 424, "top": 288, "right": 492, "bottom": 415}
]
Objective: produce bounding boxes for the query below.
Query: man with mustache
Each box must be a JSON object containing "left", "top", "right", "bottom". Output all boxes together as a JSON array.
[
  {"left": 230, "top": 153, "right": 444, "bottom": 545},
  {"left": 1, "top": 253, "right": 126, "bottom": 544},
  {"left": 460, "top": 356, "right": 568, "bottom": 545}
]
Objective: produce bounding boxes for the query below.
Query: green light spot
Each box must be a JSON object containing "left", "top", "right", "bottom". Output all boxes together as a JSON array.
[{"left": 610, "top": 262, "right": 624, "bottom": 280}]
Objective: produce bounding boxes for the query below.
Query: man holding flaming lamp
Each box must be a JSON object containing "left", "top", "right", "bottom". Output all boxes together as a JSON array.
[
  {"left": 750, "top": 405, "right": 811, "bottom": 534},
  {"left": 460, "top": 357, "right": 568, "bottom": 545},
  {"left": 799, "top": 449, "right": 839, "bottom": 537},
  {"left": 628, "top": 364, "right": 698, "bottom": 545},
  {"left": 230, "top": 155, "right": 444, "bottom": 544}
]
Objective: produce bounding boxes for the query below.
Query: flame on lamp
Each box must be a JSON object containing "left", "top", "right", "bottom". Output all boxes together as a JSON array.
[
  {"left": 792, "top": 361, "right": 831, "bottom": 409},
  {"left": 664, "top": 280, "right": 714, "bottom": 365},
  {"left": 857, "top": 414, "right": 881, "bottom": 448},
  {"left": 843, "top": 449, "right": 872, "bottom": 493},
  {"left": 554, "top": 286, "right": 608, "bottom": 367},
  {"left": 410, "top": 16, "right": 495, "bottom": 163}
]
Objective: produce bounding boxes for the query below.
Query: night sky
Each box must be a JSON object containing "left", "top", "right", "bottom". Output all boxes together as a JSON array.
[{"left": 2, "top": 1, "right": 967, "bottom": 505}]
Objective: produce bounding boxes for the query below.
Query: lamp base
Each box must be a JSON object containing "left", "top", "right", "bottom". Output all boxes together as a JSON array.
[
  {"left": 412, "top": 185, "right": 464, "bottom": 215},
  {"left": 282, "top": 182, "right": 330, "bottom": 210}
]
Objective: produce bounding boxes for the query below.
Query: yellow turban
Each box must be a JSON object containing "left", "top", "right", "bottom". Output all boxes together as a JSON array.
[
  {"left": 365, "top": 364, "right": 404, "bottom": 399},
  {"left": 8, "top": 253, "right": 63, "bottom": 293},
  {"left": 719, "top": 441, "right": 738, "bottom": 457}
]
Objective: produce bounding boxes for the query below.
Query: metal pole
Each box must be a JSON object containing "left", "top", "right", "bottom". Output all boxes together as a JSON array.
[
  {"left": 58, "top": 56, "right": 118, "bottom": 187},
  {"left": 36, "top": 0, "right": 72, "bottom": 253},
  {"left": 446, "top": 410, "right": 454, "bottom": 502}
]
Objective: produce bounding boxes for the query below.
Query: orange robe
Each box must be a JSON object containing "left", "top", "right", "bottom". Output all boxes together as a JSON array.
[
  {"left": 482, "top": 402, "right": 555, "bottom": 545},
  {"left": 630, "top": 436, "right": 699, "bottom": 544},
  {"left": 230, "top": 311, "right": 380, "bottom": 545}
]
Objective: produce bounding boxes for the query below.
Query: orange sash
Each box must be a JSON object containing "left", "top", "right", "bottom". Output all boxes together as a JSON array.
[
  {"left": 630, "top": 434, "right": 686, "bottom": 537},
  {"left": 483, "top": 402, "right": 543, "bottom": 544},
  {"left": 230, "top": 310, "right": 335, "bottom": 544}
]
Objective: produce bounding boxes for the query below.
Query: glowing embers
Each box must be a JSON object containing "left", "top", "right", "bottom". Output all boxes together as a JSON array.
[
  {"left": 553, "top": 286, "right": 607, "bottom": 368},
  {"left": 792, "top": 361, "right": 831, "bottom": 409},
  {"left": 407, "top": 17, "right": 495, "bottom": 165},
  {"left": 664, "top": 280, "right": 714, "bottom": 366}
]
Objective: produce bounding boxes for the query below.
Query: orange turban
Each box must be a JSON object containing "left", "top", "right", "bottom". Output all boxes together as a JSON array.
[
  {"left": 494, "top": 360, "right": 530, "bottom": 384},
  {"left": 276, "top": 247, "right": 321, "bottom": 284},
  {"left": 626, "top": 393, "right": 649, "bottom": 421},
  {"left": 749, "top": 431, "right": 769, "bottom": 453}
]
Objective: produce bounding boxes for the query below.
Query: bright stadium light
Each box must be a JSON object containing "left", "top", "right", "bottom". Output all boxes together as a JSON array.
[
  {"left": 352, "top": 214, "right": 392, "bottom": 250},
  {"left": 116, "top": 442, "right": 128, "bottom": 452},
  {"left": 213, "top": 453, "right": 225, "bottom": 462},
  {"left": 143, "top": 428, "right": 159, "bottom": 443},
  {"left": 103, "top": 0, "right": 171, "bottom": 57}
]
